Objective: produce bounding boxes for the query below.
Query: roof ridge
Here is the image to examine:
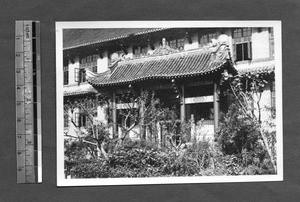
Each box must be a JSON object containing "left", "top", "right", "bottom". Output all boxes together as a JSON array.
[
  {"left": 118, "top": 48, "right": 212, "bottom": 65},
  {"left": 63, "top": 28, "right": 170, "bottom": 50}
]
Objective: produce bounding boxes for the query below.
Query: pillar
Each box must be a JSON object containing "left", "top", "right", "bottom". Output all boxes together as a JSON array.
[
  {"left": 213, "top": 82, "right": 219, "bottom": 134},
  {"left": 112, "top": 91, "right": 117, "bottom": 138},
  {"left": 140, "top": 88, "right": 146, "bottom": 139},
  {"left": 180, "top": 85, "right": 185, "bottom": 122},
  {"left": 157, "top": 122, "right": 162, "bottom": 148}
]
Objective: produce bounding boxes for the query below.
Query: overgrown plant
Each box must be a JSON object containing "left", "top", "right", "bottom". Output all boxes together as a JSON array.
[
  {"left": 218, "top": 71, "right": 277, "bottom": 172},
  {"left": 64, "top": 95, "right": 111, "bottom": 160}
]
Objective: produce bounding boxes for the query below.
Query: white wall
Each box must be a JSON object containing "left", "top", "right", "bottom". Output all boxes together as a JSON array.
[
  {"left": 96, "top": 105, "right": 107, "bottom": 124},
  {"left": 253, "top": 82, "right": 273, "bottom": 122},
  {"left": 184, "top": 33, "right": 199, "bottom": 51},
  {"left": 252, "top": 28, "right": 270, "bottom": 60},
  {"left": 126, "top": 45, "right": 134, "bottom": 59},
  {"left": 68, "top": 57, "right": 80, "bottom": 85},
  {"left": 97, "top": 51, "right": 108, "bottom": 73}
]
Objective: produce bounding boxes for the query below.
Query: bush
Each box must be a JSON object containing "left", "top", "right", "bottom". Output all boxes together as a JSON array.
[
  {"left": 216, "top": 103, "right": 261, "bottom": 155},
  {"left": 68, "top": 119, "right": 276, "bottom": 179},
  {"left": 69, "top": 139, "right": 220, "bottom": 178}
]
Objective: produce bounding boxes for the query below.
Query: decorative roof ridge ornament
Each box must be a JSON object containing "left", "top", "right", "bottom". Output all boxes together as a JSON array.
[
  {"left": 108, "top": 58, "right": 121, "bottom": 68},
  {"left": 207, "top": 34, "right": 231, "bottom": 62},
  {"left": 151, "top": 38, "right": 179, "bottom": 56},
  {"left": 85, "top": 69, "right": 99, "bottom": 79}
]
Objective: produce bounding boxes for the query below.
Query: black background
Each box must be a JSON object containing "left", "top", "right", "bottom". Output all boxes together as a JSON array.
[{"left": 1, "top": 0, "right": 300, "bottom": 201}]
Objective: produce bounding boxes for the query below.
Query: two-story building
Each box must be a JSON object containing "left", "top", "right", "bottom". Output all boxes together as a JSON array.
[{"left": 63, "top": 27, "right": 275, "bottom": 142}]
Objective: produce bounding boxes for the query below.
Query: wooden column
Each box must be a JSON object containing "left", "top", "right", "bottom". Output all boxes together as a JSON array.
[
  {"left": 140, "top": 88, "right": 146, "bottom": 139},
  {"left": 157, "top": 122, "right": 162, "bottom": 148},
  {"left": 112, "top": 91, "right": 117, "bottom": 138},
  {"left": 213, "top": 82, "right": 219, "bottom": 134},
  {"left": 180, "top": 85, "right": 185, "bottom": 122}
]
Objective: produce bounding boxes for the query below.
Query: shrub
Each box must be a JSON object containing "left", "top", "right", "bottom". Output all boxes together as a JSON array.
[
  {"left": 69, "top": 139, "right": 220, "bottom": 178},
  {"left": 216, "top": 103, "right": 261, "bottom": 155}
]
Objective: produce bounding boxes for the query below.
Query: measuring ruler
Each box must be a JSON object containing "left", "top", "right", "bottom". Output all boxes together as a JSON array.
[{"left": 15, "top": 21, "right": 42, "bottom": 183}]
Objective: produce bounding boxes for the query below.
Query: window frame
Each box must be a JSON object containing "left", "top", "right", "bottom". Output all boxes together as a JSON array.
[
  {"left": 80, "top": 54, "right": 98, "bottom": 68},
  {"left": 198, "top": 32, "right": 218, "bottom": 48},
  {"left": 92, "top": 66, "right": 97, "bottom": 73},
  {"left": 234, "top": 41, "right": 252, "bottom": 62},
  {"left": 269, "top": 27, "right": 275, "bottom": 59},
  {"left": 75, "top": 112, "right": 87, "bottom": 127},
  {"left": 232, "top": 28, "right": 252, "bottom": 62},
  {"left": 271, "top": 80, "right": 276, "bottom": 117},
  {"left": 141, "top": 46, "right": 148, "bottom": 56},
  {"left": 80, "top": 69, "right": 86, "bottom": 83},
  {"left": 63, "top": 66, "right": 69, "bottom": 85},
  {"left": 74, "top": 68, "right": 80, "bottom": 82}
]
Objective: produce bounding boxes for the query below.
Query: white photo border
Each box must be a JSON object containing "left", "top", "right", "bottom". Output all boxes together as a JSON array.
[{"left": 56, "top": 21, "right": 283, "bottom": 187}]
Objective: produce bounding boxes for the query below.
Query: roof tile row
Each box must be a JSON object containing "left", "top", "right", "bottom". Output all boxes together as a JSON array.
[{"left": 87, "top": 49, "right": 228, "bottom": 87}]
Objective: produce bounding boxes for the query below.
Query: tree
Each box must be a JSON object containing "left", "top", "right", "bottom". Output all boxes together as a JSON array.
[
  {"left": 218, "top": 71, "right": 277, "bottom": 172},
  {"left": 64, "top": 94, "right": 110, "bottom": 160},
  {"left": 109, "top": 89, "right": 163, "bottom": 147}
]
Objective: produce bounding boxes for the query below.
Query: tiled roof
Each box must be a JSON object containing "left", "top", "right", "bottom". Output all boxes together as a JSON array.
[
  {"left": 63, "top": 28, "right": 168, "bottom": 50},
  {"left": 64, "top": 83, "right": 97, "bottom": 96},
  {"left": 237, "top": 63, "right": 275, "bottom": 75},
  {"left": 88, "top": 49, "right": 232, "bottom": 87}
]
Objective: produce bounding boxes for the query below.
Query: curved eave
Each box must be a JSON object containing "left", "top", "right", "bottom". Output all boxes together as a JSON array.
[
  {"left": 238, "top": 64, "right": 275, "bottom": 75},
  {"left": 64, "top": 91, "right": 97, "bottom": 96},
  {"left": 88, "top": 62, "right": 229, "bottom": 87},
  {"left": 63, "top": 28, "right": 170, "bottom": 51}
]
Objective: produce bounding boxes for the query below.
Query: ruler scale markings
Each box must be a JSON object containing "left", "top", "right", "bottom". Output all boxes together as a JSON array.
[{"left": 16, "top": 21, "right": 41, "bottom": 184}]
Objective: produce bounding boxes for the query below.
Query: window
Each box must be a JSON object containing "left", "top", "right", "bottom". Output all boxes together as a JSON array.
[
  {"left": 271, "top": 80, "right": 276, "bottom": 117},
  {"left": 199, "top": 32, "right": 218, "bottom": 48},
  {"left": 169, "top": 38, "right": 185, "bottom": 50},
  {"left": 235, "top": 42, "right": 252, "bottom": 61},
  {"left": 92, "top": 66, "right": 97, "bottom": 73},
  {"left": 177, "top": 38, "right": 185, "bottom": 49},
  {"left": 169, "top": 39, "right": 177, "bottom": 49},
  {"left": 64, "top": 114, "right": 69, "bottom": 127},
  {"left": 74, "top": 68, "right": 80, "bottom": 82},
  {"left": 133, "top": 46, "right": 141, "bottom": 58},
  {"left": 75, "top": 112, "right": 86, "bottom": 127},
  {"left": 92, "top": 54, "right": 98, "bottom": 72},
  {"left": 80, "top": 57, "right": 87, "bottom": 65},
  {"left": 269, "top": 27, "right": 275, "bottom": 58},
  {"left": 232, "top": 28, "right": 252, "bottom": 62},
  {"left": 80, "top": 54, "right": 97, "bottom": 68},
  {"left": 141, "top": 46, "right": 148, "bottom": 56},
  {"left": 63, "top": 66, "right": 68, "bottom": 85},
  {"left": 86, "top": 55, "right": 92, "bottom": 66},
  {"left": 74, "top": 68, "right": 86, "bottom": 83},
  {"left": 80, "top": 69, "right": 86, "bottom": 83}
]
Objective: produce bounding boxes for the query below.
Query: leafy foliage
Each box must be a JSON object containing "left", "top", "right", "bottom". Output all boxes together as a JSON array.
[
  {"left": 217, "top": 71, "right": 277, "bottom": 173},
  {"left": 216, "top": 103, "right": 260, "bottom": 155},
  {"left": 65, "top": 72, "right": 277, "bottom": 178}
]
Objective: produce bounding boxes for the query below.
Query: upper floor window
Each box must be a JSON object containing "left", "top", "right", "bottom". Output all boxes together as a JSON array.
[
  {"left": 92, "top": 66, "right": 97, "bottom": 73},
  {"left": 232, "top": 28, "right": 252, "bottom": 62},
  {"left": 141, "top": 46, "right": 148, "bottom": 56},
  {"left": 63, "top": 66, "right": 68, "bottom": 85},
  {"left": 199, "top": 32, "right": 218, "bottom": 48},
  {"left": 80, "top": 54, "right": 97, "bottom": 69},
  {"left": 269, "top": 27, "right": 275, "bottom": 59},
  {"left": 133, "top": 46, "right": 141, "bottom": 58},
  {"left": 74, "top": 68, "right": 86, "bottom": 83},
  {"left": 169, "top": 38, "right": 185, "bottom": 50}
]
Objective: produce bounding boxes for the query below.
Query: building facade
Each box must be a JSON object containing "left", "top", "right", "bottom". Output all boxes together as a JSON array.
[{"left": 63, "top": 27, "right": 275, "bottom": 142}]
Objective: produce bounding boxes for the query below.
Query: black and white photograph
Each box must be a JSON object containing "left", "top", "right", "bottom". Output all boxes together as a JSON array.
[{"left": 56, "top": 21, "right": 282, "bottom": 186}]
